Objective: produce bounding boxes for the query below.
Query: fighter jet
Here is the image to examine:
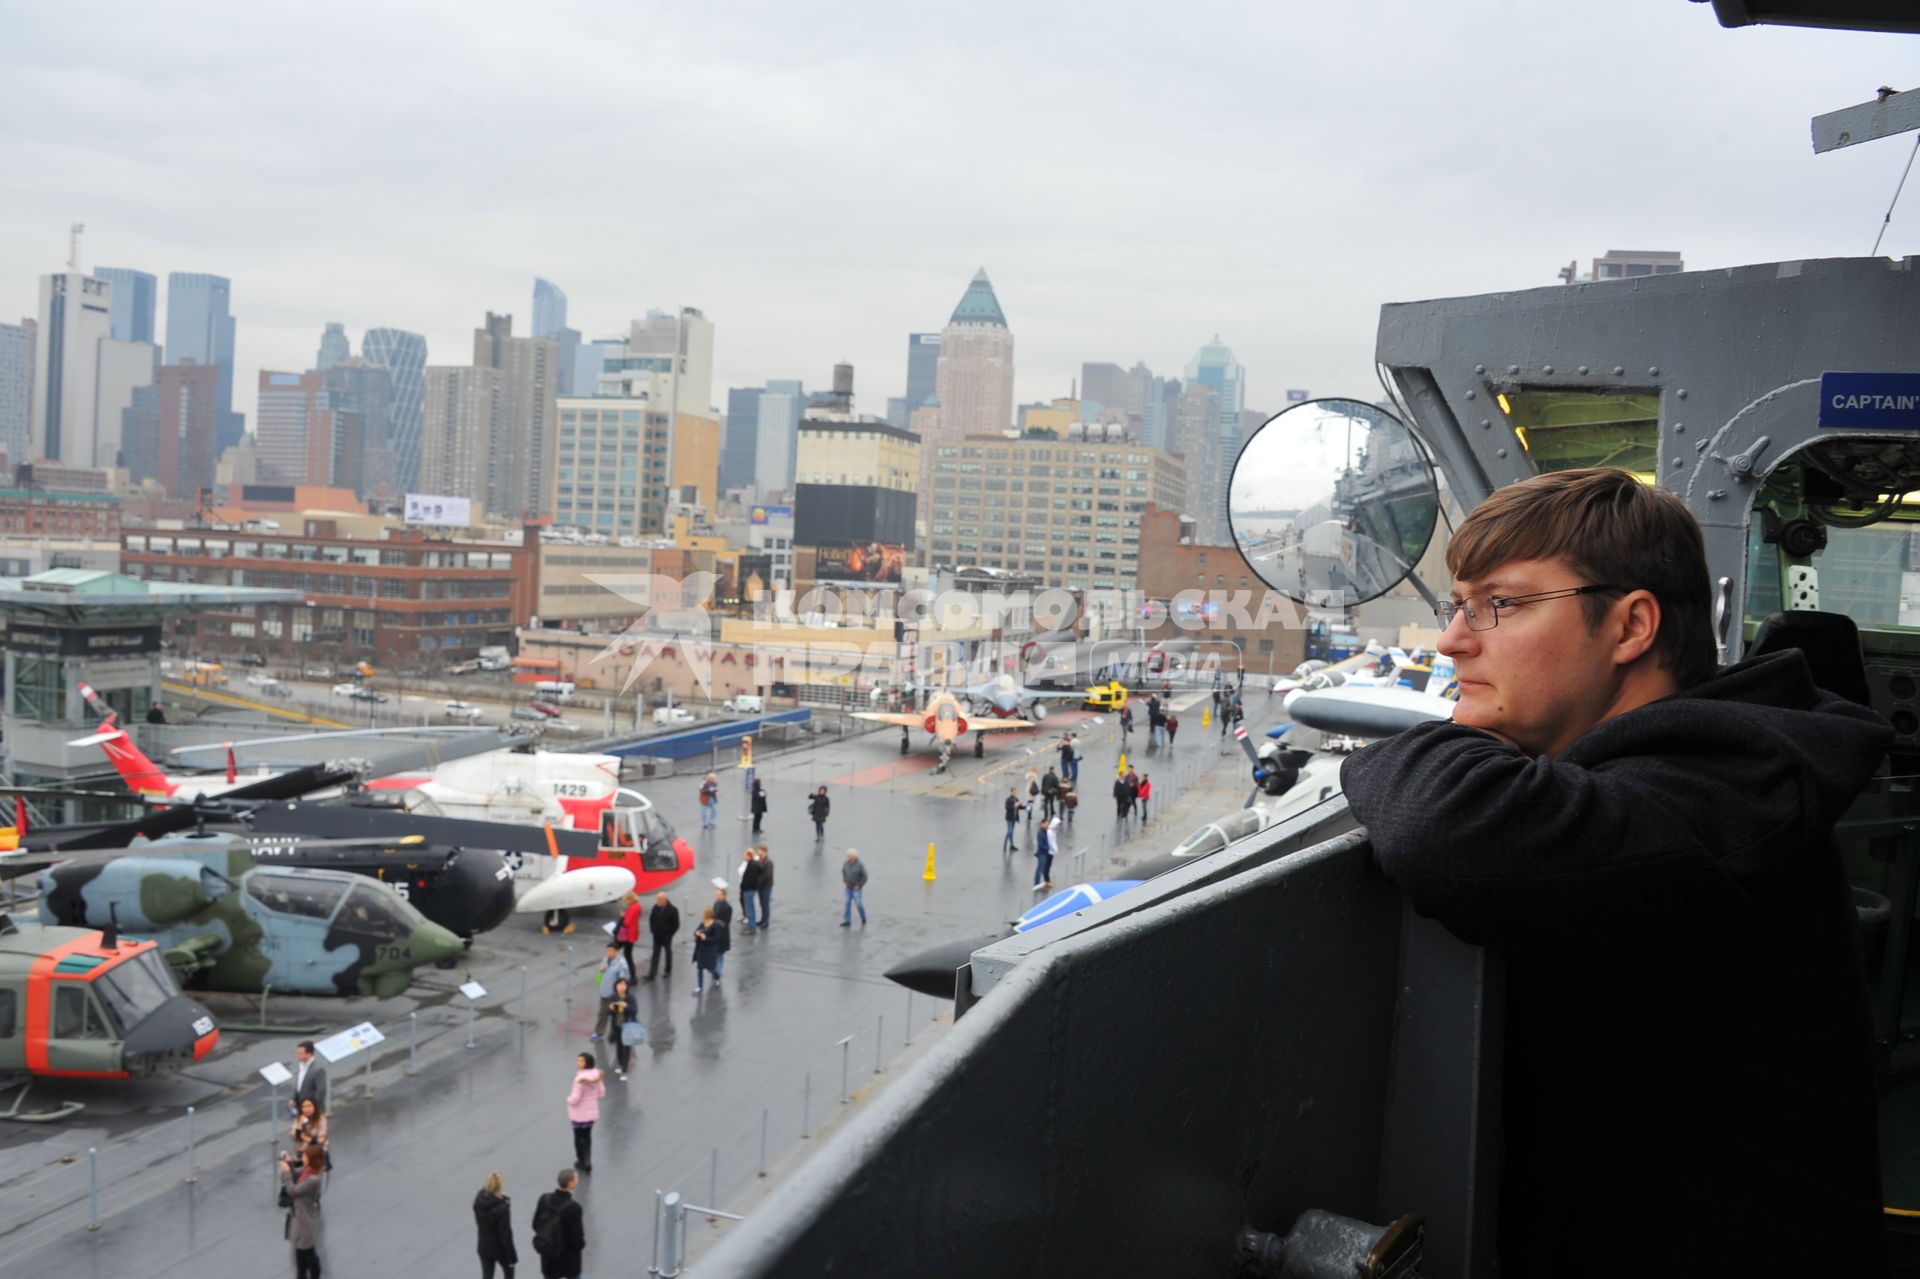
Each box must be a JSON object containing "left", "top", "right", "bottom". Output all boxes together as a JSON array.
[
  {"left": 885, "top": 673, "right": 1112, "bottom": 724},
  {"left": 33, "top": 835, "right": 464, "bottom": 999},
  {"left": 853, "top": 689, "right": 1035, "bottom": 769}
]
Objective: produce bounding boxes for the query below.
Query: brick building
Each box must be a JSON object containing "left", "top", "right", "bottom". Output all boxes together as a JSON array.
[{"left": 1134, "top": 504, "right": 1307, "bottom": 677}]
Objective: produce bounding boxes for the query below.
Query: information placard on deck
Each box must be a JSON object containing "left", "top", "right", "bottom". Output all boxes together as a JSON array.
[
  {"left": 316, "top": 1022, "right": 386, "bottom": 1062},
  {"left": 258, "top": 1061, "right": 293, "bottom": 1087},
  {"left": 460, "top": 981, "right": 487, "bottom": 1000}
]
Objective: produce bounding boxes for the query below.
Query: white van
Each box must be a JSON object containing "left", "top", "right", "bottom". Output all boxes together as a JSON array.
[
  {"left": 652, "top": 706, "right": 695, "bottom": 727},
  {"left": 534, "top": 679, "right": 576, "bottom": 700},
  {"left": 722, "top": 694, "right": 765, "bottom": 714}
]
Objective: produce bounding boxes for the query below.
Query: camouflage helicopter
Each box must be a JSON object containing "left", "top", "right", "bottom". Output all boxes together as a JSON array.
[
  {"left": 26, "top": 834, "right": 464, "bottom": 999},
  {"left": 0, "top": 913, "right": 220, "bottom": 1120}
]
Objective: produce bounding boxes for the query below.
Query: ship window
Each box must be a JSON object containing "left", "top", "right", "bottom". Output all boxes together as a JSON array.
[
  {"left": 0, "top": 989, "right": 13, "bottom": 1037},
  {"left": 1500, "top": 390, "right": 1658, "bottom": 482},
  {"left": 247, "top": 873, "right": 347, "bottom": 919},
  {"left": 1170, "top": 826, "right": 1229, "bottom": 860}
]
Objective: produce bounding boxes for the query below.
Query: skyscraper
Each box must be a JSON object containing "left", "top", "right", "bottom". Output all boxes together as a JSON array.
[
  {"left": 324, "top": 360, "right": 392, "bottom": 497},
  {"left": 30, "top": 271, "right": 114, "bottom": 465},
  {"left": 122, "top": 361, "right": 219, "bottom": 498},
  {"left": 94, "top": 268, "right": 157, "bottom": 345},
  {"left": 0, "top": 322, "right": 34, "bottom": 466},
  {"left": 94, "top": 335, "right": 157, "bottom": 470},
  {"left": 420, "top": 366, "right": 504, "bottom": 508},
  {"left": 1171, "top": 381, "right": 1221, "bottom": 543},
  {"left": 931, "top": 271, "right": 1013, "bottom": 441},
  {"left": 361, "top": 328, "right": 427, "bottom": 492},
  {"left": 1185, "top": 338, "right": 1245, "bottom": 546},
  {"left": 472, "top": 313, "right": 559, "bottom": 518},
  {"left": 753, "top": 380, "right": 805, "bottom": 495},
  {"left": 532, "top": 278, "right": 568, "bottom": 340},
  {"left": 166, "top": 273, "right": 242, "bottom": 455},
  {"left": 255, "top": 370, "right": 329, "bottom": 485},
  {"left": 904, "top": 332, "right": 941, "bottom": 422},
  {"left": 1080, "top": 362, "right": 1129, "bottom": 423},
  {"left": 316, "top": 322, "right": 350, "bottom": 371},
  {"left": 722, "top": 386, "right": 764, "bottom": 493}
]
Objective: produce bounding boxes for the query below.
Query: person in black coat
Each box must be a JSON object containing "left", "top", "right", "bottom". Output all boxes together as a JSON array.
[
  {"left": 807, "top": 786, "right": 830, "bottom": 839},
  {"left": 645, "top": 891, "right": 679, "bottom": 980},
  {"left": 1112, "top": 774, "right": 1132, "bottom": 820},
  {"left": 739, "top": 852, "right": 763, "bottom": 933},
  {"left": 474, "top": 1171, "right": 518, "bottom": 1278},
  {"left": 749, "top": 778, "right": 768, "bottom": 833},
  {"left": 1040, "top": 767, "right": 1061, "bottom": 821},
  {"left": 531, "top": 1169, "right": 586, "bottom": 1279},
  {"left": 710, "top": 887, "right": 732, "bottom": 981},
  {"left": 1343, "top": 467, "right": 1891, "bottom": 1278}
]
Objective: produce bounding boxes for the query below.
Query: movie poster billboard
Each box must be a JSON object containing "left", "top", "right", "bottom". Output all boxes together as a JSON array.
[{"left": 815, "top": 542, "right": 905, "bottom": 584}]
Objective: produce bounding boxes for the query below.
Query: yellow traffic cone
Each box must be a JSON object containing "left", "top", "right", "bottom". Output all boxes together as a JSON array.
[
  {"left": 1202, "top": 706, "right": 1211, "bottom": 728},
  {"left": 924, "top": 841, "right": 937, "bottom": 882}
]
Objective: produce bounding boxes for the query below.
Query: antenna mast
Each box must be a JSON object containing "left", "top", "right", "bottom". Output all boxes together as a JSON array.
[{"left": 67, "top": 223, "right": 84, "bottom": 272}]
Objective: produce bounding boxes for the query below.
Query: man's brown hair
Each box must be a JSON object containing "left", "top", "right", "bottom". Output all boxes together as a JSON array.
[{"left": 1447, "top": 467, "right": 1717, "bottom": 688}]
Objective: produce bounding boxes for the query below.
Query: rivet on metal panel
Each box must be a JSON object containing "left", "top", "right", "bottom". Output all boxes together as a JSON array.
[
  {"left": 1695, "top": 440, "right": 1708, "bottom": 452},
  {"left": 1480, "top": 420, "right": 1491, "bottom": 429},
  {"left": 1496, "top": 449, "right": 1508, "bottom": 459},
  {"left": 1474, "top": 364, "right": 1486, "bottom": 374},
  {"left": 1649, "top": 366, "right": 1661, "bottom": 376},
  {"left": 1673, "top": 423, "right": 1685, "bottom": 433},
  {"left": 1578, "top": 366, "right": 1589, "bottom": 375},
  {"left": 1675, "top": 388, "right": 1688, "bottom": 399},
  {"left": 1507, "top": 365, "right": 1519, "bottom": 375},
  {"left": 1672, "top": 459, "right": 1683, "bottom": 469},
  {"left": 1613, "top": 366, "right": 1625, "bottom": 376},
  {"left": 1464, "top": 389, "right": 1475, "bottom": 400},
  {"left": 1542, "top": 364, "right": 1554, "bottom": 374}
]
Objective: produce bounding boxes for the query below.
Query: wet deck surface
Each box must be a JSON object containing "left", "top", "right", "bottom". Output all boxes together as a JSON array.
[{"left": 0, "top": 689, "right": 1272, "bottom": 1276}]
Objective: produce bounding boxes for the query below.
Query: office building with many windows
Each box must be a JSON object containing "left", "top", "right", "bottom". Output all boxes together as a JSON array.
[
  {"left": 93, "top": 268, "right": 156, "bottom": 345},
  {"left": 361, "top": 327, "right": 427, "bottom": 492},
  {"left": 924, "top": 431, "right": 1186, "bottom": 591},
  {"left": 549, "top": 396, "right": 674, "bottom": 537},
  {"left": 165, "top": 272, "right": 242, "bottom": 455}
]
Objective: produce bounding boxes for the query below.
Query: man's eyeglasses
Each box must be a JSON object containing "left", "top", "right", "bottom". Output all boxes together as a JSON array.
[{"left": 1433, "top": 584, "right": 1626, "bottom": 632}]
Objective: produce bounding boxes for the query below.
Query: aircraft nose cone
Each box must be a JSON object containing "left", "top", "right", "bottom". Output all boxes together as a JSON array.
[
  {"left": 122, "top": 994, "right": 220, "bottom": 1077},
  {"left": 413, "top": 919, "right": 465, "bottom": 966}
]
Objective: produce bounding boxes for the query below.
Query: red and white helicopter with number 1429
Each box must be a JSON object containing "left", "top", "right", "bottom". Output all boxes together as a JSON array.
[{"left": 71, "top": 683, "right": 691, "bottom": 918}]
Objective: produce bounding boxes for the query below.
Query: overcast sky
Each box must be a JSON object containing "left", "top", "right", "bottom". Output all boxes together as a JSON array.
[{"left": 3, "top": 2, "right": 1915, "bottom": 430}]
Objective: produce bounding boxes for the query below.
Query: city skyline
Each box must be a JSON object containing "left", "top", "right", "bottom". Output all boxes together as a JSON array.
[{"left": 1, "top": 4, "right": 1913, "bottom": 440}]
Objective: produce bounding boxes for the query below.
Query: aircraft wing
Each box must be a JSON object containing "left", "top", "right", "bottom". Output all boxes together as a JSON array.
[
  {"left": 852, "top": 712, "right": 926, "bottom": 727},
  {"left": 1284, "top": 685, "right": 1454, "bottom": 737},
  {"left": 971, "top": 718, "right": 1034, "bottom": 730}
]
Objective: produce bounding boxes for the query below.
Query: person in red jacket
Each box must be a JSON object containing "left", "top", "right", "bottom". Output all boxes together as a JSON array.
[
  {"left": 1137, "top": 773, "right": 1152, "bottom": 822},
  {"left": 615, "top": 893, "right": 643, "bottom": 977}
]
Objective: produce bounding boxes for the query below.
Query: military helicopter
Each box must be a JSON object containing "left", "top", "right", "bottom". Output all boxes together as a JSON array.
[
  {"left": 26, "top": 835, "right": 465, "bottom": 999},
  {"left": 0, "top": 913, "right": 219, "bottom": 1120}
]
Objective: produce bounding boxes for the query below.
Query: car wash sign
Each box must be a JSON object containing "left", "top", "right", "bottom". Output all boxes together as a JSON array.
[{"left": 1820, "top": 373, "right": 1920, "bottom": 430}]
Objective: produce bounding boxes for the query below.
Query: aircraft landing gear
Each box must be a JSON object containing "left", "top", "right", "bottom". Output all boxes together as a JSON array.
[
  {"left": 900, "top": 728, "right": 910, "bottom": 755},
  {"left": 936, "top": 744, "right": 953, "bottom": 773},
  {"left": 0, "top": 1075, "right": 84, "bottom": 1123},
  {"left": 542, "top": 909, "right": 575, "bottom": 935},
  {"left": 974, "top": 732, "right": 985, "bottom": 758}
]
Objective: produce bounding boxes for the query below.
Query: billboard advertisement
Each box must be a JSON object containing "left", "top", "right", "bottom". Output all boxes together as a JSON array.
[
  {"left": 749, "top": 504, "right": 794, "bottom": 525},
  {"left": 793, "top": 484, "right": 916, "bottom": 550},
  {"left": 404, "top": 493, "right": 473, "bottom": 526},
  {"left": 815, "top": 542, "right": 905, "bottom": 584}
]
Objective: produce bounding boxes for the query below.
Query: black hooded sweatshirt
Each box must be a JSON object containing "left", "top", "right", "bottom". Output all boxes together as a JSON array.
[{"left": 1343, "top": 651, "right": 1889, "bottom": 1279}]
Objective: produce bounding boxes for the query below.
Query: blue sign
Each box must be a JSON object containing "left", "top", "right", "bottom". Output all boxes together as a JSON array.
[
  {"left": 1286, "top": 389, "right": 1310, "bottom": 403},
  {"left": 1819, "top": 372, "right": 1920, "bottom": 430}
]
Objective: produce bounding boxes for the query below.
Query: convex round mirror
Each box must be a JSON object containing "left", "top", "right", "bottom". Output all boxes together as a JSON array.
[{"left": 1228, "top": 397, "right": 1439, "bottom": 607}]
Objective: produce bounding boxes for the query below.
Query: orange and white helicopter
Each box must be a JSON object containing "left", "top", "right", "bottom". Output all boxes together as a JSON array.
[{"left": 70, "top": 684, "right": 690, "bottom": 920}]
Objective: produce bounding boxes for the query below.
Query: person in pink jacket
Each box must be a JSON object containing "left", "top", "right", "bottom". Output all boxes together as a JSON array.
[{"left": 566, "top": 1052, "right": 606, "bottom": 1174}]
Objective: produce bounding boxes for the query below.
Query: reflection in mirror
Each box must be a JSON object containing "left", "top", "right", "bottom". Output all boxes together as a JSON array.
[{"left": 1227, "top": 397, "right": 1440, "bottom": 608}]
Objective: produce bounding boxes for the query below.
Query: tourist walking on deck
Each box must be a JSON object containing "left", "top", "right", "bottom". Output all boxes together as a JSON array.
[
  {"left": 1166, "top": 712, "right": 1180, "bottom": 747},
  {"left": 740, "top": 849, "right": 763, "bottom": 933},
  {"left": 1034, "top": 817, "right": 1057, "bottom": 891},
  {"left": 692, "top": 909, "right": 721, "bottom": 991},
  {"left": 591, "top": 942, "right": 630, "bottom": 1043},
  {"left": 1113, "top": 772, "right": 1133, "bottom": 821},
  {"left": 1059, "top": 733, "right": 1080, "bottom": 783},
  {"left": 292, "top": 1040, "right": 328, "bottom": 1116},
  {"left": 279, "top": 1145, "right": 326, "bottom": 1279},
  {"left": 754, "top": 844, "right": 774, "bottom": 927},
  {"left": 808, "top": 785, "right": 831, "bottom": 840},
  {"left": 645, "top": 891, "right": 679, "bottom": 980},
  {"left": 1060, "top": 780, "right": 1078, "bottom": 827},
  {"left": 1025, "top": 768, "right": 1041, "bottom": 825},
  {"left": 1119, "top": 704, "right": 1134, "bottom": 740},
  {"left": 707, "top": 887, "right": 732, "bottom": 980},
  {"left": 530, "top": 1169, "right": 586, "bottom": 1279},
  {"left": 1004, "top": 788, "right": 1025, "bottom": 852},
  {"left": 608, "top": 978, "right": 636, "bottom": 1079},
  {"left": 474, "top": 1170, "right": 518, "bottom": 1279},
  {"left": 699, "top": 772, "right": 719, "bottom": 828},
  {"left": 750, "top": 778, "right": 768, "bottom": 834},
  {"left": 565, "top": 1053, "right": 605, "bottom": 1173},
  {"left": 289, "top": 1097, "right": 329, "bottom": 1162},
  {"left": 1041, "top": 766, "right": 1061, "bottom": 821},
  {"left": 615, "top": 892, "right": 642, "bottom": 977},
  {"left": 1138, "top": 773, "right": 1152, "bottom": 822},
  {"left": 840, "top": 849, "right": 868, "bottom": 926}
]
